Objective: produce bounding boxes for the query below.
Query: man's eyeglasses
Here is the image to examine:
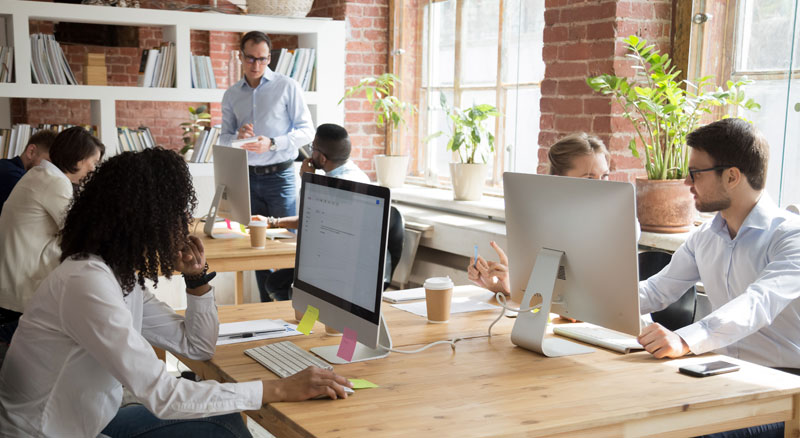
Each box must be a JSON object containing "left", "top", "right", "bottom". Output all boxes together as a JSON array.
[
  {"left": 243, "top": 55, "right": 269, "bottom": 65},
  {"left": 688, "top": 166, "right": 732, "bottom": 183}
]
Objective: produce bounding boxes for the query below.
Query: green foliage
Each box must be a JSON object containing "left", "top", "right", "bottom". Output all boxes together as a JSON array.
[
  {"left": 586, "top": 35, "right": 760, "bottom": 180},
  {"left": 180, "top": 105, "right": 211, "bottom": 155},
  {"left": 339, "top": 73, "right": 417, "bottom": 130},
  {"left": 432, "top": 93, "right": 499, "bottom": 164}
]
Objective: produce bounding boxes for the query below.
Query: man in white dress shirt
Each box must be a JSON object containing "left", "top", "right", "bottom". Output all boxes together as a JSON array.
[{"left": 637, "top": 118, "right": 800, "bottom": 376}]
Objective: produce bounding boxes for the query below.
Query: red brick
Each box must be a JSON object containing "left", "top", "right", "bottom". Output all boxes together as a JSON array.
[
  {"left": 547, "top": 62, "right": 587, "bottom": 78},
  {"left": 612, "top": 154, "right": 645, "bottom": 171},
  {"left": 567, "top": 24, "right": 587, "bottom": 41},
  {"left": 554, "top": 115, "right": 592, "bottom": 132},
  {"left": 592, "top": 115, "right": 612, "bottom": 133},
  {"left": 544, "top": 9, "right": 560, "bottom": 26},
  {"left": 587, "top": 22, "right": 615, "bottom": 40},
  {"left": 557, "top": 79, "right": 592, "bottom": 96},
  {"left": 559, "top": 42, "right": 592, "bottom": 61},
  {"left": 552, "top": 98, "right": 582, "bottom": 114},
  {"left": 584, "top": 97, "right": 611, "bottom": 114},
  {"left": 543, "top": 26, "right": 568, "bottom": 44}
]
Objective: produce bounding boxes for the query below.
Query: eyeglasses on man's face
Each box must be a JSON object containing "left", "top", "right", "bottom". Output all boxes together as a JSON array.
[
  {"left": 243, "top": 55, "right": 269, "bottom": 65},
  {"left": 687, "top": 166, "right": 732, "bottom": 183}
]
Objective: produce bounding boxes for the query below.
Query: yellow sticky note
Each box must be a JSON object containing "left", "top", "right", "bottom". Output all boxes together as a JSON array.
[
  {"left": 348, "top": 378, "right": 378, "bottom": 389},
  {"left": 296, "top": 305, "right": 319, "bottom": 335},
  {"left": 240, "top": 223, "right": 246, "bottom": 234}
]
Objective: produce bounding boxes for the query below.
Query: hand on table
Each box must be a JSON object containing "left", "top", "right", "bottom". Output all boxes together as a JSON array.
[
  {"left": 263, "top": 366, "right": 353, "bottom": 403},
  {"left": 637, "top": 323, "right": 690, "bottom": 359}
]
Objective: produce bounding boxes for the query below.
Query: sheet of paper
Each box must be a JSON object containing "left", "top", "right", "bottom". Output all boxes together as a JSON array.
[
  {"left": 337, "top": 327, "right": 358, "bottom": 362},
  {"left": 382, "top": 287, "right": 426, "bottom": 303},
  {"left": 216, "top": 320, "right": 304, "bottom": 345},
  {"left": 266, "top": 228, "right": 295, "bottom": 240},
  {"left": 231, "top": 136, "right": 259, "bottom": 148},
  {"left": 218, "top": 318, "right": 286, "bottom": 338},
  {"left": 349, "top": 378, "right": 378, "bottom": 389},
  {"left": 391, "top": 296, "right": 499, "bottom": 318},
  {"left": 296, "top": 305, "right": 319, "bottom": 335}
]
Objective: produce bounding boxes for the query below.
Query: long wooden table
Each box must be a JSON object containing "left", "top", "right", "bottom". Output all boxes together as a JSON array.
[
  {"left": 191, "top": 221, "right": 296, "bottom": 304},
  {"left": 181, "top": 289, "right": 800, "bottom": 437}
]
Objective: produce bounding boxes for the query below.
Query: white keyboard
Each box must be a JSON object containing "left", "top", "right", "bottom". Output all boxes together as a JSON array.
[
  {"left": 553, "top": 323, "right": 644, "bottom": 354},
  {"left": 244, "top": 341, "right": 333, "bottom": 378}
]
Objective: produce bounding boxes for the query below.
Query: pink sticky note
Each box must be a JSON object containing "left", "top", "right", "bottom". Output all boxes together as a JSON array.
[
  {"left": 336, "top": 328, "right": 358, "bottom": 362},
  {"left": 225, "top": 219, "right": 232, "bottom": 230}
]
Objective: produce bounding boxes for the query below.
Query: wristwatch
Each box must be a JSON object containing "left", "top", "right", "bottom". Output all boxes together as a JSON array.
[{"left": 268, "top": 137, "right": 277, "bottom": 151}]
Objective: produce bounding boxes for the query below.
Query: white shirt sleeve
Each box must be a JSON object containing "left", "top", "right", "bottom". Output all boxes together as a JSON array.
[
  {"left": 638, "top": 238, "right": 701, "bottom": 315},
  {"left": 59, "top": 264, "right": 262, "bottom": 419},
  {"left": 676, "top": 226, "right": 800, "bottom": 354}
]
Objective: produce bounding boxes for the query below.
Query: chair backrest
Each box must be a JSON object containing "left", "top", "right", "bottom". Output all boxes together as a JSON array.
[
  {"left": 384, "top": 206, "right": 405, "bottom": 289},
  {"left": 638, "top": 250, "right": 697, "bottom": 331}
]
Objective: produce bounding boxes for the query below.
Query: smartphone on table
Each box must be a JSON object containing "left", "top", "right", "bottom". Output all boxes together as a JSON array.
[{"left": 679, "top": 360, "right": 740, "bottom": 377}]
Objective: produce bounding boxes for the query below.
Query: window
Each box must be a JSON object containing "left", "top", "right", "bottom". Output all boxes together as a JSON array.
[
  {"left": 410, "top": 0, "right": 544, "bottom": 189},
  {"left": 692, "top": 0, "right": 800, "bottom": 206}
]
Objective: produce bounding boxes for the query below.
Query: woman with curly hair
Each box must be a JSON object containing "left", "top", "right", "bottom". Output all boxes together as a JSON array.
[{"left": 0, "top": 148, "right": 351, "bottom": 437}]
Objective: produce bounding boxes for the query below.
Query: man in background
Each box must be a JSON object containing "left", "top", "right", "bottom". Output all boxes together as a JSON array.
[{"left": 0, "top": 130, "right": 57, "bottom": 215}]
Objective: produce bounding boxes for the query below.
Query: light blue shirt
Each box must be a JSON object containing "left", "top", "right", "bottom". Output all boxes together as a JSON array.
[
  {"left": 640, "top": 194, "right": 800, "bottom": 368},
  {"left": 326, "top": 160, "right": 371, "bottom": 184},
  {"left": 220, "top": 69, "right": 314, "bottom": 166}
]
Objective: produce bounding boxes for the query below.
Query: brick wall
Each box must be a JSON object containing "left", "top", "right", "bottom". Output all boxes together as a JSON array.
[{"left": 537, "top": 0, "right": 672, "bottom": 182}]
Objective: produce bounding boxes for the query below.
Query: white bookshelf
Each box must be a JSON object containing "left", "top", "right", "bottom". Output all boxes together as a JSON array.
[{"left": 0, "top": 0, "right": 344, "bottom": 153}]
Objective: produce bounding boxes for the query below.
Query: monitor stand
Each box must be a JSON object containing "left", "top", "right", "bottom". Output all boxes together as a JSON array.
[
  {"left": 510, "top": 248, "right": 594, "bottom": 357},
  {"left": 203, "top": 183, "right": 243, "bottom": 239},
  {"left": 311, "top": 315, "right": 392, "bottom": 364}
]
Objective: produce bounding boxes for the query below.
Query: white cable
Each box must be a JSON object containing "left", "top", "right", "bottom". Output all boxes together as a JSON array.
[
  {"left": 488, "top": 292, "right": 542, "bottom": 337},
  {"left": 379, "top": 338, "right": 462, "bottom": 354}
]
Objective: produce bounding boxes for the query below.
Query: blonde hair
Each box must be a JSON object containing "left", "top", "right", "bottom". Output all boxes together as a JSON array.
[{"left": 547, "top": 133, "right": 610, "bottom": 176}]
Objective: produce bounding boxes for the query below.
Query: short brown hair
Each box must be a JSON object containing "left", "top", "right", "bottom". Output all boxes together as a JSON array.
[
  {"left": 686, "top": 118, "right": 769, "bottom": 190},
  {"left": 27, "top": 129, "right": 57, "bottom": 152},
  {"left": 240, "top": 31, "right": 272, "bottom": 52},
  {"left": 49, "top": 127, "right": 105, "bottom": 174},
  {"left": 547, "top": 133, "right": 610, "bottom": 176}
]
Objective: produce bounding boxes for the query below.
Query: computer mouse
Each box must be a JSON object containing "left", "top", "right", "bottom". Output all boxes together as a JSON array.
[{"left": 313, "top": 385, "right": 354, "bottom": 399}]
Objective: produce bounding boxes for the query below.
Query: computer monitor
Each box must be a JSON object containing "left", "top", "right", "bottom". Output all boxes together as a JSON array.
[
  {"left": 291, "top": 173, "right": 392, "bottom": 364},
  {"left": 503, "top": 172, "right": 641, "bottom": 357},
  {"left": 203, "top": 145, "right": 251, "bottom": 238}
]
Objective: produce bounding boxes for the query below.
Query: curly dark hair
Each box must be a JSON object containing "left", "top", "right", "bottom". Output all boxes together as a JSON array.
[{"left": 59, "top": 148, "right": 198, "bottom": 294}]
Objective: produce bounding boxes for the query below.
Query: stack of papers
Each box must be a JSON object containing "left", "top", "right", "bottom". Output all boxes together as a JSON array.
[{"left": 217, "top": 319, "right": 304, "bottom": 345}]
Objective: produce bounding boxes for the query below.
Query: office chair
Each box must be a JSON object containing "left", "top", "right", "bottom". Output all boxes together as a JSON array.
[
  {"left": 384, "top": 206, "right": 405, "bottom": 290},
  {"left": 638, "top": 250, "right": 697, "bottom": 331}
]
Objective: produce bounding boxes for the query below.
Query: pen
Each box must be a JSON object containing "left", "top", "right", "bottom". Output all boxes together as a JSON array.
[
  {"left": 473, "top": 244, "right": 478, "bottom": 267},
  {"left": 222, "top": 330, "right": 282, "bottom": 339}
]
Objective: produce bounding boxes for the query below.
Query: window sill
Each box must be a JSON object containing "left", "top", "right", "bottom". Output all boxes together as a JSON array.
[{"left": 390, "top": 184, "right": 505, "bottom": 221}]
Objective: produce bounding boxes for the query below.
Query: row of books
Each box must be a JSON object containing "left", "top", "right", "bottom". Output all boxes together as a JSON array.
[
  {"left": 30, "top": 33, "right": 77, "bottom": 85},
  {"left": 189, "top": 125, "right": 221, "bottom": 163},
  {"left": 0, "top": 47, "right": 13, "bottom": 83},
  {"left": 271, "top": 48, "right": 316, "bottom": 91},
  {"left": 190, "top": 55, "right": 218, "bottom": 89},
  {"left": 0, "top": 124, "right": 97, "bottom": 160},
  {"left": 138, "top": 44, "right": 176, "bottom": 88},
  {"left": 117, "top": 126, "right": 156, "bottom": 153}
]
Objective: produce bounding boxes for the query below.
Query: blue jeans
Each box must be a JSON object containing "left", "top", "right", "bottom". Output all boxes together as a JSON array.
[
  {"left": 249, "top": 167, "right": 297, "bottom": 302},
  {"left": 266, "top": 268, "right": 295, "bottom": 301},
  {"left": 101, "top": 404, "right": 251, "bottom": 438}
]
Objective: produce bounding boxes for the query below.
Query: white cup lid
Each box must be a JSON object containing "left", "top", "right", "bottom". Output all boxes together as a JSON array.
[
  {"left": 248, "top": 220, "right": 267, "bottom": 227},
  {"left": 424, "top": 276, "right": 453, "bottom": 290}
]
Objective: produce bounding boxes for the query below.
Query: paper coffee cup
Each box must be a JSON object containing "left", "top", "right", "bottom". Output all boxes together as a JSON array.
[
  {"left": 424, "top": 276, "right": 454, "bottom": 323},
  {"left": 248, "top": 220, "right": 267, "bottom": 248}
]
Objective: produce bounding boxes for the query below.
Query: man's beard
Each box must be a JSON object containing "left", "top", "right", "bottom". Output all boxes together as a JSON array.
[{"left": 695, "top": 193, "right": 732, "bottom": 212}]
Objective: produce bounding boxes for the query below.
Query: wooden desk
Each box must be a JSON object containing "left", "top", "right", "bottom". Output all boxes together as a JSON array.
[
  {"left": 183, "top": 297, "right": 800, "bottom": 438},
  {"left": 192, "top": 222, "right": 296, "bottom": 304}
]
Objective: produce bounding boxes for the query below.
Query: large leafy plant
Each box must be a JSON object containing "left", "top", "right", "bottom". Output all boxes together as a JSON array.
[
  {"left": 339, "top": 73, "right": 416, "bottom": 146},
  {"left": 180, "top": 105, "right": 211, "bottom": 155},
  {"left": 434, "top": 93, "right": 499, "bottom": 164},
  {"left": 587, "top": 35, "right": 760, "bottom": 180}
]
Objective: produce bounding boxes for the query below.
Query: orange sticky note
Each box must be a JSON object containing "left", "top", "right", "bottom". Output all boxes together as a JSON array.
[{"left": 337, "top": 328, "right": 358, "bottom": 362}]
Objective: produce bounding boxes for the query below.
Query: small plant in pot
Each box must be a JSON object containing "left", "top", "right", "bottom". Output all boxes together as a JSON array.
[
  {"left": 179, "top": 105, "right": 211, "bottom": 161},
  {"left": 587, "top": 35, "right": 759, "bottom": 232},
  {"left": 339, "top": 73, "right": 416, "bottom": 188},
  {"left": 430, "top": 93, "right": 499, "bottom": 201}
]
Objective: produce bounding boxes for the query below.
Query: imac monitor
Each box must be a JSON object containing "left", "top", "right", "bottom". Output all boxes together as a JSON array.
[
  {"left": 204, "top": 146, "right": 251, "bottom": 238},
  {"left": 503, "top": 172, "right": 640, "bottom": 357},
  {"left": 291, "top": 173, "right": 392, "bottom": 364}
]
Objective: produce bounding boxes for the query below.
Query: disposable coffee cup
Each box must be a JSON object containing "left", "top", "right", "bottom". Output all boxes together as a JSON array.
[
  {"left": 248, "top": 220, "right": 267, "bottom": 249},
  {"left": 424, "top": 276, "right": 454, "bottom": 323}
]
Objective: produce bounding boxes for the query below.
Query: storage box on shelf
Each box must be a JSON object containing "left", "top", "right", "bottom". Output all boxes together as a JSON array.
[{"left": 0, "top": 0, "right": 344, "bottom": 158}]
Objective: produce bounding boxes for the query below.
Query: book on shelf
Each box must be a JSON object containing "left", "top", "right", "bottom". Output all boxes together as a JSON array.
[
  {"left": 272, "top": 48, "right": 316, "bottom": 91},
  {"left": 136, "top": 50, "right": 148, "bottom": 87},
  {"left": 2, "top": 124, "right": 97, "bottom": 159},
  {"left": 190, "top": 54, "right": 217, "bottom": 89},
  {"left": 190, "top": 125, "right": 221, "bottom": 163},
  {"left": 29, "top": 34, "right": 77, "bottom": 85},
  {"left": 141, "top": 43, "right": 176, "bottom": 88},
  {"left": 116, "top": 126, "right": 156, "bottom": 153},
  {"left": 0, "top": 47, "right": 13, "bottom": 83}
]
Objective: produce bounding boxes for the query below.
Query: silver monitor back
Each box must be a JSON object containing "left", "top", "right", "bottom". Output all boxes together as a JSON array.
[
  {"left": 292, "top": 173, "right": 392, "bottom": 363},
  {"left": 211, "top": 145, "right": 251, "bottom": 225},
  {"left": 504, "top": 172, "right": 640, "bottom": 336}
]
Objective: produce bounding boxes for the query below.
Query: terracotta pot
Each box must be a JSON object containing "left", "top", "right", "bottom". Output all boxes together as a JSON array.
[
  {"left": 449, "top": 163, "right": 487, "bottom": 201},
  {"left": 635, "top": 178, "right": 695, "bottom": 233}
]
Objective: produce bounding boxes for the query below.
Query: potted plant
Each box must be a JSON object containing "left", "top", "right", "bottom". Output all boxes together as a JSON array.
[
  {"left": 587, "top": 35, "right": 759, "bottom": 232},
  {"left": 340, "top": 73, "right": 416, "bottom": 188},
  {"left": 180, "top": 105, "right": 211, "bottom": 161},
  {"left": 433, "top": 93, "right": 499, "bottom": 201}
]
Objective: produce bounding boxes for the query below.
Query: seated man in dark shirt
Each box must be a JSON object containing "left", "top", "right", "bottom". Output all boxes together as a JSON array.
[{"left": 0, "top": 130, "right": 57, "bottom": 215}]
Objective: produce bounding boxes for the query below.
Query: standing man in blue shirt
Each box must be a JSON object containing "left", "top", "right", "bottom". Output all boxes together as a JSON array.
[
  {"left": 0, "top": 130, "right": 57, "bottom": 215},
  {"left": 220, "top": 31, "right": 315, "bottom": 302}
]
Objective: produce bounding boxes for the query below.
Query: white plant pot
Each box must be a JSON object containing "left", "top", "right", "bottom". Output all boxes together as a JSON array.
[
  {"left": 374, "top": 155, "right": 409, "bottom": 188},
  {"left": 449, "top": 162, "right": 487, "bottom": 201}
]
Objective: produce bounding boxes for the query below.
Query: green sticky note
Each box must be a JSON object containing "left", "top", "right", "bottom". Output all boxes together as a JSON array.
[
  {"left": 296, "top": 305, "right": 319, "bottom": 335},
  {"left": 348, "top": 378, "right": 378, "bottom": 389}
]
